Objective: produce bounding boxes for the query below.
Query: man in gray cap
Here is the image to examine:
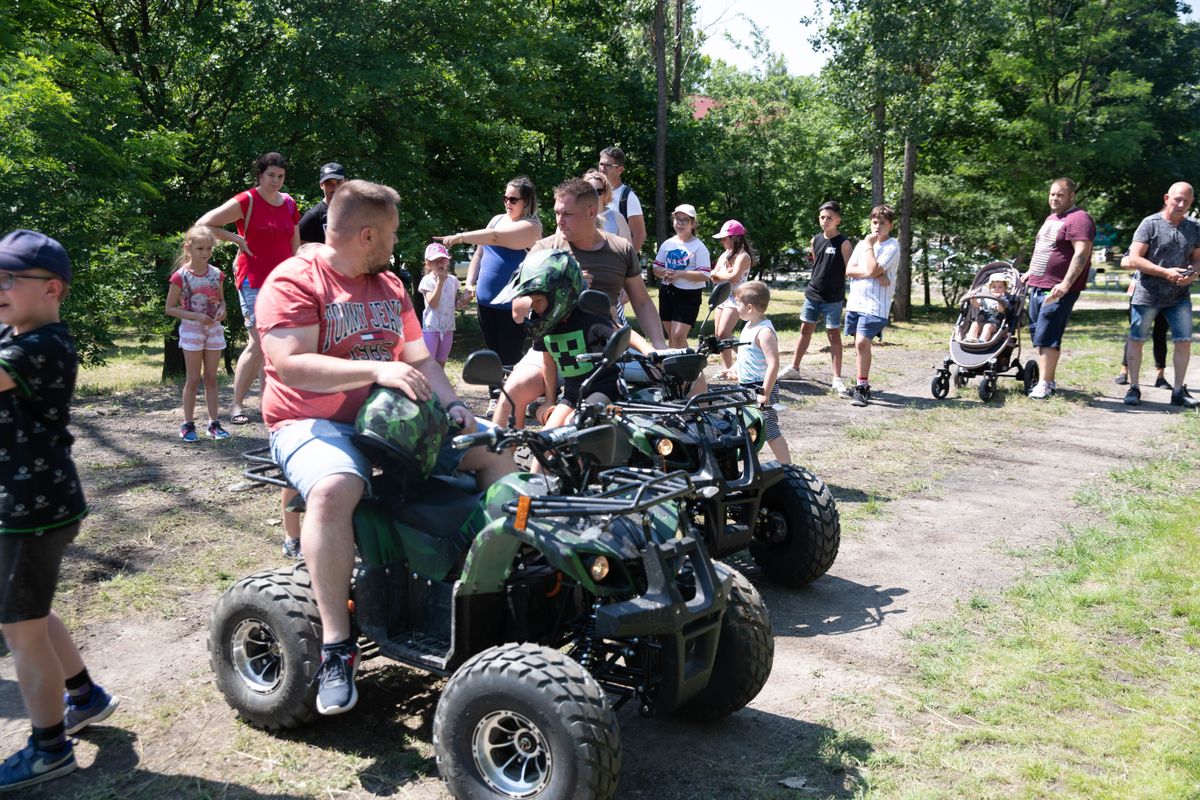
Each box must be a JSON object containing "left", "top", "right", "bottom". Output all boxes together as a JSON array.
[{"left": 298, "top": 162, "right": 347, "bottom": 244}]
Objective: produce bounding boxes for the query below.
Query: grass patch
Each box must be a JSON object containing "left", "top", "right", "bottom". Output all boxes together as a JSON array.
[{"left": 853, "top": 416, "right": 1200, "bottom": 798}]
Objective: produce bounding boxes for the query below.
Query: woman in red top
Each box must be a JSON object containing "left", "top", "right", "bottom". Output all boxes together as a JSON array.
[{"left": 198, "top": 152, "right": 300, "bottom": 423}]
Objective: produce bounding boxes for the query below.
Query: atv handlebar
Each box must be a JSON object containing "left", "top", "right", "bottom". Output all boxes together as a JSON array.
[{"left": 451, "top": 427, "right": 500, "bottom": 451}]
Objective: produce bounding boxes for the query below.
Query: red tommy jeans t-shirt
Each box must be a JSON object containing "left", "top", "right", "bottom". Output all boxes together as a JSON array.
[{"left": 256, "top": 253, "right": 423, "bottom": 431}]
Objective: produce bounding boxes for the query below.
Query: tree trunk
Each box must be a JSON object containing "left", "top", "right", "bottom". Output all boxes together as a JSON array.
[
  {"left": 872, "top": 99, "right": 885, "bottom": 206},
  {"left": 895, "top": 137, "right": 917, "bottom": 322},
  {"left": 671, "top": 0, "right": 683, "bottom": 103},
  {"left": 922, "top": 234, "right": 931, "bottom": 307},
  {"left": 654, "top": 0, "right": 668, "bottom": 250},
  {"left": 161, "top": 321, "right": 185, "bottom": 381}
]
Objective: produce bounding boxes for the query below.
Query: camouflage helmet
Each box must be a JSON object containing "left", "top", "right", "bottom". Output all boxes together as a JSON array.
[
  {"left": 491, "top": 248, "right": 584, "bottom": 339},
  {"left": 354, "top": 386, "right": 449, "bottom": 480}
]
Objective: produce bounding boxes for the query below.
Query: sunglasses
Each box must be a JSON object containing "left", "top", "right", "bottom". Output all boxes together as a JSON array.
[
  {"left": 503, "top": 195, "right": 523, "bottom": 204},
  {"left": 0, "top": 273, "right": 56, "bottom": 291},
  {"left": 597, "top": 162, "right": 620, "bottom": 170}
]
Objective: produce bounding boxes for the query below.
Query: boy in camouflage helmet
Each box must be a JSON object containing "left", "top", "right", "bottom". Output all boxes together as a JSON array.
[{"left": 493, "top": 249, "right": 631, "bottom": 431}]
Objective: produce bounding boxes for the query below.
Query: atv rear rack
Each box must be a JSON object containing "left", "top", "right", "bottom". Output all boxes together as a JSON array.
[{"left": 502, "top": 468, "right": 693, "bottom": 518}]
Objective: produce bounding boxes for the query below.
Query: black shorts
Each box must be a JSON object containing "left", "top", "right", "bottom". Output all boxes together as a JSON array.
[
  {"left": 658, "top": 285, "right": 703, "bottom": 326},
  {"left": 0, "top": 522, "right": 79, "bottom": 624},
  {"left": 563, "top": 376, "right": 621, "bottom": 407}
]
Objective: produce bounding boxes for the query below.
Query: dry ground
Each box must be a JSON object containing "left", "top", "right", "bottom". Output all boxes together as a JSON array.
[{"left": 0, "top": 294, "right": 1186, "bottom": 799}]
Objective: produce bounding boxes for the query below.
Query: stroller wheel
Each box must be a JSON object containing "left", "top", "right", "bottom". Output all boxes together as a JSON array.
[
  {"left": 978, "top": 376, "right": 998, "bottom": 402},
  {"left": 931, "top": 373, "right": 950, "bottom": 399},
  {"left": 1023, "top": 359, "right": 1039, "bottom": 394},
  {"left": 952, "top": 366, "right": 969, "bottom": 389}
]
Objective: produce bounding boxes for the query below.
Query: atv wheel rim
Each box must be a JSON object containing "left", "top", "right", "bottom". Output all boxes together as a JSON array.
[
  {"left": 230, "top": 617, "right": 283, "bottom": 695},
  {"left": 472, "top": 709, "right": 551, "bottom": 797}
]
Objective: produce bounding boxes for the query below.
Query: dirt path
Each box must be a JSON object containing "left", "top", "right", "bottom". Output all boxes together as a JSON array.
[{"left": 0, "top": 335, "right": 1183, "bottom": 799}]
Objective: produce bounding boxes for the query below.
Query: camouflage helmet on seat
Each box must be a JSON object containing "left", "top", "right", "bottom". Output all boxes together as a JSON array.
[
  {"left": 491, "top": 248, "right": 585, "bottom": 339},
  {"left": 354, "top": 386, "right": 449, "bottom": 480}
]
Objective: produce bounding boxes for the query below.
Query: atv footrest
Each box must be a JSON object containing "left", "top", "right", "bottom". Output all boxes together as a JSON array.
[{"left": 377, "top": 632, "right": 451, "bottom": 676}]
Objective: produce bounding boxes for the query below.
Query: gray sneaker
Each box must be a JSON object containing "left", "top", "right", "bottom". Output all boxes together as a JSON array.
[
  {"left": 281, "top": 537, "right": 302, "bottom": 560},
  {"left": 1124, "top": 385, "right": 1141, "bottom": 406},
  {"left": 1029, "top": 380, "right": 1053, "bottom": 400}
]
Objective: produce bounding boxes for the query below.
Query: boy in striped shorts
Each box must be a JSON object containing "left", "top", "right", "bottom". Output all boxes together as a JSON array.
[
  {"left": 734, "top": 281, "right": 790, "bottom": 464},
  {"left": 843, "top": 205, "right": 901, "bottom": 407}
]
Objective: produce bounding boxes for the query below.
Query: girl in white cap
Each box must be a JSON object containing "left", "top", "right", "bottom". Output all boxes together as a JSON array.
[
  {"left": 418, "top": 242, "right": 464, "bottom": 366},
  {"left": 653, "top": 204, "right": 712, "bottom": 348}
]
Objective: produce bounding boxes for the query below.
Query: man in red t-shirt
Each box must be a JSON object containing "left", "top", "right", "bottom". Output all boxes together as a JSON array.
[
  {"left": 257, "top": 180, "right": 513, "bottom": 716},
  {"left": 1021, "top": 177, "right": 1095, "bottom": 399}
]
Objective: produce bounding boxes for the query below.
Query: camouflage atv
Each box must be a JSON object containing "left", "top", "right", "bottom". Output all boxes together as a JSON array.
[
  {"left": 612, "top": 281, "right": 840, "bottom": 587},
  {"left": 208, "top": 329, "right": 772, "bottom": 800}
]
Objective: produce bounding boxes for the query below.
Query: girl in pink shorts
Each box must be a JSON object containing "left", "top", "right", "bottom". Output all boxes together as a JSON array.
[
  {"left": 166, "top": 226, "right": 230, "bottom": 441},
  {"left": 418, "top": 242, "right": 464, "bottom": 366}
]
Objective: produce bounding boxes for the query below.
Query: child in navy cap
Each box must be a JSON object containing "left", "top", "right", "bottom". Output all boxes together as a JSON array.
[{"left": 0, "top": 230, "right": 118, "bottom": 791}]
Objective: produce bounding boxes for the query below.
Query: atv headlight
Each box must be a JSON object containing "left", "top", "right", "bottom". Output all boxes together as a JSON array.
[
  {"left": 589, "top": 555, "right": 611, "bottom": 582},
  {"left": 655, "top": 438, "right": 674, "bottom": 456},
  {"left": 747, "top": 425, "right": 758, "bottom": 443}
]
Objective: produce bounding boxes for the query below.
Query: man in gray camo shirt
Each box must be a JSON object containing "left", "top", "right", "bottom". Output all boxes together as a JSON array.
[{"left": 1122, "top": 181, "right": 1200, "bottom": 408}]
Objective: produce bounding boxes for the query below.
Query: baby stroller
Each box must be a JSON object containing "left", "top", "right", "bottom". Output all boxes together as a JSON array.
[{"left": 930, "top": 261, "right": 1039, "bottom": 402}]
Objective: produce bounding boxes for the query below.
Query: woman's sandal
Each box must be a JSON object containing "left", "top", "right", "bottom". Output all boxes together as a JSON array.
[{"left": 230, "top": 411, "right": 251, "bottom": 425}]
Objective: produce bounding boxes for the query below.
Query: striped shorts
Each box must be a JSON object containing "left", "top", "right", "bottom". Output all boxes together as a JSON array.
[{"left": 179, "top": 319, "right": 226, "bottom": 352}]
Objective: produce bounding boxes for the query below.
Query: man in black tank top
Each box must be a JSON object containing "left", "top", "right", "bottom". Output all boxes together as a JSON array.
[{"left": 780, "top": 201, "right": 853, "bottom": 397}]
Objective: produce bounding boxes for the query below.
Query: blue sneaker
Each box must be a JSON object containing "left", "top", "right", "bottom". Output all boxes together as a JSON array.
[
  {"left": 64, "top": 686, "right": 119, "bottom": 735},
  {"left": 0, "top": 737, "right": 76, "bottom": 792},
  {"left": 315, "top": 642, "right": 359, "bottom": 715},
  {"left": 179, "top": 421, "right": 199, "bottom": 442},
  {"left": 206, "top": 420, "right": 231, "bottom": 440}
]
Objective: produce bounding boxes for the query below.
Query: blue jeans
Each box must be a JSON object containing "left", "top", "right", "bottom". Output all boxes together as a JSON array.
[
  {"left": 1129, "top": 298, "right": 1193, "bottom": 342},
  {"left": 801, "top": 298, "right": 844, "bottom": 330},
  {"left": 1027, "top": 288, "right": 1080, "bottom": 349}
]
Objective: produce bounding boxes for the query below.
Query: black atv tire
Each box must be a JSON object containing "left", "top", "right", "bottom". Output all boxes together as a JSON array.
[
  {"left": 208, "top": 565, "right": 322, "bottom": 730},
  {"left": 675, "top": 565, "right": 773, "bottom": 722},
  {"left": 434, "top": 642, "right": 621, "bottom": 800},
  {"left": 750, "top": 465, "right": 840, "bottom": 587}
]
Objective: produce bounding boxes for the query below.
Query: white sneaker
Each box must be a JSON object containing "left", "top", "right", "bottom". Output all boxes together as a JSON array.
[
  {"left": 1029, "top": 380, "right": 1053, "bottom": 400},
  {"left": 832, "top": 377, "right": 851, "bottom": 398},
  {"left": 779, "top": 366, "right": 803, "bottom": 381}
]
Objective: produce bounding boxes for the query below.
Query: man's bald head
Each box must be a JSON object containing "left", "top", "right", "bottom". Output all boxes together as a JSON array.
[{"left": 327, "top": 180, "right": 400, "bottom": 238}]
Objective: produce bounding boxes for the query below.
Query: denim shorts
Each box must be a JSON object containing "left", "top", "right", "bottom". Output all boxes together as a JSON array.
[
  {"left": 801, "top": 298, "right": 843, "bottom": 330},
  {"left": 1130, "top": 298, "right": 1193, "bottom": 342},
  {"left": 270, "top": 417, "right": 480, "bottom": 500},
  {"left": 844, "top": 311, "right": 888, "bottom": 339},
  {"left": 238, "top": 280, "right": 260, "bottom": 328},
  {"left": 1027, "top": 288, "right": 1080, "bottom": 349}
]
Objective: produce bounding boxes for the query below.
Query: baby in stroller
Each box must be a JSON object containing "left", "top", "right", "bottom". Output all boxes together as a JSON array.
[{"left": 961, "top": 274, "right": 1012, "bottom": 343}]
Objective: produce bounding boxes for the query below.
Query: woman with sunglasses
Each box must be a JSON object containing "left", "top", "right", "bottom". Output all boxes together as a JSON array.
[{"left": 439, "top": 178, "right": 542, "bottom": 385}]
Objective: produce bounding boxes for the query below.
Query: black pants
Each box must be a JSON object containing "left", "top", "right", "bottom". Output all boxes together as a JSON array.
[
  {"left": 477, "top": 304, "right": 527, "bottom": 368},
  {"left": 1122, "top": 304, "right": 1168, "bottom": 370}
]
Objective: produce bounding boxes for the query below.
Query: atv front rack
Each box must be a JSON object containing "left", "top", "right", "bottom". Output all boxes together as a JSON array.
[
  {"left": 501, "top": 468, "right": 693, "bottom": 519},
  {"left": 616, "top": 385, "right": 755, "bottom": 417}
]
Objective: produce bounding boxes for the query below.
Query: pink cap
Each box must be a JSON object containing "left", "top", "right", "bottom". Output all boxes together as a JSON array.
[
  {"left": 713, "top": 219, "right": 746, "bottom": 238},
  {"left": 424, "top": 242, "right": 451, "bottom": 261}
]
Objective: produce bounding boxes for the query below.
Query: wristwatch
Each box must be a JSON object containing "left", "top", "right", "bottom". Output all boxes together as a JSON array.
[{"left": 445, "top": 400, "right": 468, "bottom": 413}]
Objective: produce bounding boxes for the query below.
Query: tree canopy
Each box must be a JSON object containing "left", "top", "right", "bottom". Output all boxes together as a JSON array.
[{"left": 2, "top": 0, "right": 1198, "bottom": 360}]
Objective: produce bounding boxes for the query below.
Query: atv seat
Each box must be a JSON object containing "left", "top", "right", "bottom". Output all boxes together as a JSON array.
[{"left": 389, "top": 473, "right": 483, "bottom": 536}]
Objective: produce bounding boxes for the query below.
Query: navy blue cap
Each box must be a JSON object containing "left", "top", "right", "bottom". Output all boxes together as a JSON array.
[{"left": 0, "top": 230, "right": 72, "bottom": 283}]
